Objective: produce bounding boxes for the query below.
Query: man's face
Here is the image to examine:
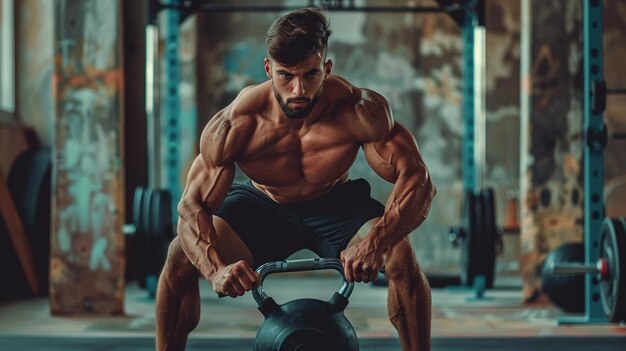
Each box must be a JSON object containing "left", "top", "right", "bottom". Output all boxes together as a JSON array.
[{"left": 264, "top": 53, "right": 332, "bottom": 119}]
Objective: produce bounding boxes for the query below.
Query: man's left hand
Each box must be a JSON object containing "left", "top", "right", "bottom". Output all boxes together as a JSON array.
[{"left": 340, "top": 239, "right": 384, "bottom": 283}]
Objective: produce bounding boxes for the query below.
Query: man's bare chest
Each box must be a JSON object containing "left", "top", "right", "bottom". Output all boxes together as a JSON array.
[{"left": 237, "top": 121, "right": 360, "bottom": 185}]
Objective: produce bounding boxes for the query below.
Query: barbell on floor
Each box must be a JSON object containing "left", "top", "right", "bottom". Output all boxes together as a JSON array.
[{"left": 546, "top": 217, "right": 626, "bottom": 323}]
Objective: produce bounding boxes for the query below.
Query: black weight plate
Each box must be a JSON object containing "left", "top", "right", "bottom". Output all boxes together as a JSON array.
[
  {"left": 599, "top": 217, "right": 626, "bottom": 322},
  {"left": 146, "top": 189, "right": 173, "bottom": 275},
  {"left": 7, "top": 147, "right": 52, "bottom": 295},
  {"left": 126, "top": 187, "right": 146, "bottom": 282},
  {"left": 480, "top": 188, "right": 497, "bottom": 288},
  {"left": 540, "top": 243, "right": 585, "bottom": 313},
  {"left": 136, "top": 187, "right": 154, "bottom": 289},
  {"left": 132, "top": 187, "right": 146, "bottom": 234},
  {"left": 149, "top": 189, "right": 173, "bottom": 239},
  {"left": 140, "top": 188, "right": 153, "bottom": 236},
  {"left": 461, "top": 190, "right": 482, "bottom": 286}
]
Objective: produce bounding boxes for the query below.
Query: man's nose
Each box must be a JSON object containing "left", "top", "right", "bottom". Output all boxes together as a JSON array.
[{"left": 292, "top": 78, "right": 305, "bottom": 96}]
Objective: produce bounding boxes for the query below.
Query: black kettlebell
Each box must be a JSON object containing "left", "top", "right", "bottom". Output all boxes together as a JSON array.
[{"left": 252, "top": 258, "right": 359, "bottom": 351}]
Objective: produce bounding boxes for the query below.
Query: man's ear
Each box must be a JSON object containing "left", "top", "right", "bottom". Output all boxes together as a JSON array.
[
  {"left": 264, "top": 58, "right": 272, "bottom": 78},
  {"left": 324, "top": 59, "right": 333, "bottom": 79}
]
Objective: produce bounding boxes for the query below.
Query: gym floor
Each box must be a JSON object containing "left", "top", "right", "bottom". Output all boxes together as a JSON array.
[{"left": 0, "top": 273, "right": 624, "bottom": 350}]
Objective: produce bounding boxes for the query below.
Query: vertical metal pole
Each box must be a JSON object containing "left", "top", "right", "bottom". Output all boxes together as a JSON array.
[
  {"left": 473, "top": 25, "right": 486, "bottom": 190},
  {"left": 519, "top": 0, "right": 531, "bottom": 231},
  {"left": 558, "top": 0, "right": 606, "bottom": 324},
  {"left": 462, "top": 0, "right": 485, "bottom": 192},
  {"left": 582, "top": 0, "right": 606, "bottom": 323},
  {"left": 462, "top": 2, "right": 477, "bottom": 192},
  {"left": 145, "top": 23, "right": 159, "bottom": 189},
  {"left": 0, "top": 0, "right": 16, "bottom": 112},
  {"left": 164, "top": 0, "right": 182, "bottom": 213}
]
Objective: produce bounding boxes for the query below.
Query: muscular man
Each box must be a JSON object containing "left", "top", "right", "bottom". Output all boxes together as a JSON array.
[{"left": 156, "top": 7, "right": 436, "bottom": 351}]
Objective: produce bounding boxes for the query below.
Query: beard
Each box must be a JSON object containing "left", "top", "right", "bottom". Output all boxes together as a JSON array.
[{"left": 273, "top": 86, "right": 322, "bottom": 120}]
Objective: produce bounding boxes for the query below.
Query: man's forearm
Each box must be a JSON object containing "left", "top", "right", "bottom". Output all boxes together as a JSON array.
[
  {"left": 177, "top": 206, "right": 226, "bottom": 279},
  {"left": 366, "top": 174, "right": 436, "bottom": 251}
]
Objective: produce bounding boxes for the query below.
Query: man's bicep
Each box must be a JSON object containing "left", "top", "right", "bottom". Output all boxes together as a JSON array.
[
  {"left": 179, "top": 111, "right": 247, "bottom": 216},
  {"left": 179, "top": 155, "right": 235, "bottom": 217},
  {"left": 362, "top": 123, "right": 425, "bottom": 183}
]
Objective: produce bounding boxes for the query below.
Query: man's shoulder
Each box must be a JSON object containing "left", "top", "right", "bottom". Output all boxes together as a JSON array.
[
  {"left": 324, "top": 78, "right": 393, "bottom": 142},
  {"left": 324, "top": 76, "right": 388, "bottom": 112},
  {"left": 229, "top": 82, "right": 271, "bottom": 118},
  {"left": 324, "top": 75, "right": 359, "bottom": 101}
]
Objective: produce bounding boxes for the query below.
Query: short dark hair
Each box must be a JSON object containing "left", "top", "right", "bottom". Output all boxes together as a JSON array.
[{"left": 265, "top": 7, "right": 332, "bottom": 66}]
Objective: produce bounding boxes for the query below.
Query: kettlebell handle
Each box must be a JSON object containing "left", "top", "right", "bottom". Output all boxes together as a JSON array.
[{"left": 251, "top": 258, "right": 354, "bottom": 306}]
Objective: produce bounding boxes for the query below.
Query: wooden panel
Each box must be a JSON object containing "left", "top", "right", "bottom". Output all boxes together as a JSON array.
[
  {"left": 50, "top": 0, "right": 125, "bottom": 315},
  {"left": 0, "top": 122, "right": 30, "bottom": 176}
]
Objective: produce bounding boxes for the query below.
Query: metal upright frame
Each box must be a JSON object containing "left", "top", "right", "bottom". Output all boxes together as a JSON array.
[
  {"left": 559, "top": 0, "right": 607, "bottom": 324},
  {"left": 461, "top": 0, "right": 485, "bottom": 192},
  {"left": 146, "top": 0, "right": 483, "bottom": 221}
]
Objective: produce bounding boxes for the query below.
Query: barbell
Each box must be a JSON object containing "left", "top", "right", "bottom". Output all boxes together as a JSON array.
[{"left": 546, "top": 217, "right": 626, "bottom": 322}]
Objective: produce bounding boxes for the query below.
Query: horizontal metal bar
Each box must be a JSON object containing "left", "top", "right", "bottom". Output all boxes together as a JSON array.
[
  {"left": 550, "top": 262, "right": 599, "bottom": 275},
  {"left": 161, "top": 3, "right": 460, "bottom": 14},
  {"left": 610, "top": 132, "right": 626, "bottom": 139},
  {"left": 122, "top": 224, "right": 136, "bottom": 235},
  {"left": 607, "top": 89, "right": 626, "bottom": 94}
]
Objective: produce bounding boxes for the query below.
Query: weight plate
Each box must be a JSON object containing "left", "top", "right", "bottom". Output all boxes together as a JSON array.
[
  {"left": 461, "top": 190, "right": 482, "bottom": 286},
  {"left": 137, "top": 187, "right": 153, "bottom": 289},
  {"left": 128, "top": 187, "right": 146, "bottom": 284},
  {"left": 132, "top": 187, "right": 146, "bottom": 233},
  {"left": 599, "top": 217, "right": 626, "bottom": 322},
  {"left": 480, "top": 188, "right": 497, "bottom": 288},
  {"left": 140, "top": 187, "right": 154, "bottom": 236},
  {"left": 540, "top": 243, "right": 585, "bottom": 313},
  {"left": 147, "top": 189, "right": 173, "bottom": 275},
  {"left": 149, "top": 189, "right": 173, "bottom": 239}
]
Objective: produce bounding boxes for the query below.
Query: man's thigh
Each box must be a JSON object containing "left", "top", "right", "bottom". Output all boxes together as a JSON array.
[{"left": 213, "top": 183, "right": 306, "bottom": 267}]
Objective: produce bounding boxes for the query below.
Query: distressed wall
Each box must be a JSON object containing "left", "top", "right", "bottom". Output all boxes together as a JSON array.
[{"left": 50, "top": 0, "right": 125, "bottom": 315}]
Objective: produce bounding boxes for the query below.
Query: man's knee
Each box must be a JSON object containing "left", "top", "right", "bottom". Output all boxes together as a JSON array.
[{"left": 385, "top": 238, "right": 419, "bottom": 281}]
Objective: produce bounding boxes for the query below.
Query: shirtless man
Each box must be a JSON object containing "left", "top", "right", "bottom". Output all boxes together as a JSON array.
[{"left": 156, "top": 7, "right": 436, "bottom": 351}]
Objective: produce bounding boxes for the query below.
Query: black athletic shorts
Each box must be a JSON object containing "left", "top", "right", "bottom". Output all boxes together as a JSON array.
[{"left": 214, "top": 178, "right": 385, "bottom": 268}]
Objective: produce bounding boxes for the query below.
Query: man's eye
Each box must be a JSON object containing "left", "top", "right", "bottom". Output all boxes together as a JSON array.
[
  {"left": 280, "top": 73, "right": 292, "bottom": 79},
  {"left": 306, "top": 72, "right": 319, "bottom": 79}
]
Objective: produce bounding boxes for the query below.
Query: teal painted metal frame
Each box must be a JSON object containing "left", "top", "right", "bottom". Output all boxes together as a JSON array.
[
  {"left": 164, "top": 0, "right": 182, "bottom": 219},
  {"left": 462, "top": 0, "right": 482, "bottom": 192},
  {"left": 581, "top": 0, "right": 606, "bottom": 323},
  {"left": 154, "top": 0, "right": 483, "bottom": 218},
  {"left": 559, "top": 0, "right": 607, "bottom": 324}
]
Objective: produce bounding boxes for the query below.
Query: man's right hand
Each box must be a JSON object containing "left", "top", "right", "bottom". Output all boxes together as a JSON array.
[{"left": 211, "top": 260, "right": 259, "bottom": 298}]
